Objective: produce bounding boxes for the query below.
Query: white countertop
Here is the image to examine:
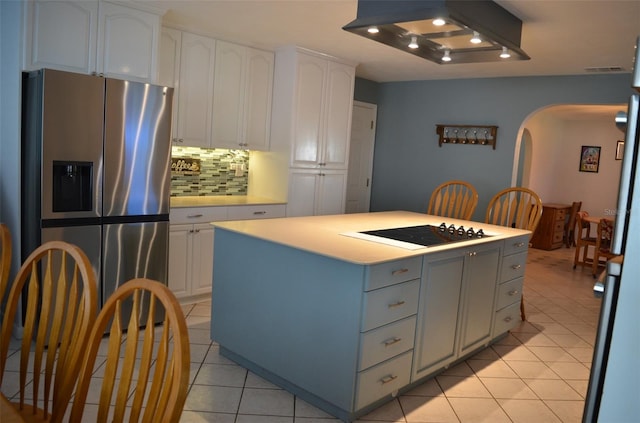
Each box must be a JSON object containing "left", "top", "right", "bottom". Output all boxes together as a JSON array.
[
  {"left": 213, "top": 211, "right": 531, "bottom": 265},
  {"left": 170, "top": 195, "right": 285, "bottom": 208}
]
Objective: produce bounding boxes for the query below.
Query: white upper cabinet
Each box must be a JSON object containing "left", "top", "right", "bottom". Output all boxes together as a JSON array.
[
  {"left": 175, "top": 32, "right": 216, "bottom": 148},
  {"left": 212, "top": 41, "right": 274, "bottom": 151},
  {"left": 291, "top": 51, "right": 355, "bottom": 169},
  {"left": 24, "top": 0, "right": 161, "bottom": 83},
  {"left": 96, "top": 2, "right": 159, "bottom": 82},
  {"left": 158, "top": 27, "right": 181, "bottom": 140}
]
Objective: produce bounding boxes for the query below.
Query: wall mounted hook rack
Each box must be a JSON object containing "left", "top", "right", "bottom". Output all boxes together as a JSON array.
[{"left": 436, "top": 124, "right": 498, "bottom": 149}]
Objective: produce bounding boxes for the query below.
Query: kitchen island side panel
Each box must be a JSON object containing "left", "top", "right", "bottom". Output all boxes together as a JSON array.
[{"left": 211, "top": 228, "right": 366, "bottom": 411}]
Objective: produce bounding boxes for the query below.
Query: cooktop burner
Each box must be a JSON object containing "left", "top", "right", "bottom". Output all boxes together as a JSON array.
[{"left": 360, "top": 223, "right": 490, "bottom": 248}]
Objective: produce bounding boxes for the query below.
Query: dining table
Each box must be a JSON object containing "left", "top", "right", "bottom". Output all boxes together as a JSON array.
[{"left": 0, "top": 394, "right": 25, "bottom": 423}]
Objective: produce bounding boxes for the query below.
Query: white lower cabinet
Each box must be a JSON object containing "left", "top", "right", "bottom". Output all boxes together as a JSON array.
[
  {"left": 169, "top": 204, "right": 285, "bottom": 300},
  {"left": 169, "top": 223, "right": 215, "bottom": 299},
  {"left": 287, "top": 169, "right": 347, "bottom": 217}
]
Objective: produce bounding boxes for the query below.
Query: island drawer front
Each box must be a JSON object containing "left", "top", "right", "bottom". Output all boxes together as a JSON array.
[
  {"left": 355, "top": 351, "right": 413, "bottom": 411},
  {"left": 227, "top": 204, "right": 286, "bottom": 220},
  {"left": 500, "top": 252, "right": 527, "bottom": 283},
  {"left": 503, "top": 235, "right": 530, "bottom": 256},
  {"left": 361, "top": 279, "right": 420, "bottom": 332},
  {"left": 365, "top": 257, "right": 422, "bottom": 291},
  {"left": 170, "top": 206, "right": 228, "bottom": 224},
  {"left": 496, "top": 277, "right": 524, "bottom": 310},
  {"left": 494, "top": 302, "right": 521, "bottom": 335},
  {"left": 359, "top": 316, "right": 416, "bottom": 371}
]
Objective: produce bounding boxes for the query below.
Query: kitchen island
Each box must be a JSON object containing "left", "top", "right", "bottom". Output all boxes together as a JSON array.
[{"left": 211, "top": 211, "right": 530, "bottom": 422}]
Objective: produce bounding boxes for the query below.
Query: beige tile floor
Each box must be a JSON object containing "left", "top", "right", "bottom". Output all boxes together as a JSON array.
[{"left": 2, "top": 246, "right": 602, "bottom": 422}]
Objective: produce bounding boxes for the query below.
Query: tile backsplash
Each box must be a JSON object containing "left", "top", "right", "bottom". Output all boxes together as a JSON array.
[{"left": 171, "top": 146, "right": 249, "bottom": 196}]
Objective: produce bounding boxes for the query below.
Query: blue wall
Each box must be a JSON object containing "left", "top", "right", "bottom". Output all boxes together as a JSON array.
[{"left": 368, "top": 74, "right": 632, "bottom": 220}]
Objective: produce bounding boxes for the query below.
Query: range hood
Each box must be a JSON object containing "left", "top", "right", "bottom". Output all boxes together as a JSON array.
[{"left": 343, "top": 0, "right": 530, "bottom": 65}]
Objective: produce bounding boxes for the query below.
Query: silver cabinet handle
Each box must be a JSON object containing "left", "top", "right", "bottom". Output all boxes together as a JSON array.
[
  {"left": 187, "top": 214, "right": 203, "bottom": 218},
  {"left": 511, "top": 264, "right": 522, "bottom": 270},
  {"left": 514, "top": 242, "right": 526, "bottom": 247},
  {"left": 508, "top": 290, "right": 519, "bottom": 296},
  {"left": 391, "top": 268, "right": 409, "bottom": 276},
  {"left": 380, "top": 375, "right": 398, "bottom": 385},
  {"left": 194, "top": 229, "right": 200, "bottom": 233},
  {"left": 387, "top": 300, "right": 406, "bottom": 309},
  {"left": 253, "top": 211, "right": 267, "bottom": 215},
  {"left": 383, "top": 337, "right": 402, "bottom": 347}
]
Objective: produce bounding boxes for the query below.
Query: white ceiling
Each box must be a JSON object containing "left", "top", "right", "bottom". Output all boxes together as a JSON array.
[{"left": 155, "top": 0, "right": 640, "bottom": 83}]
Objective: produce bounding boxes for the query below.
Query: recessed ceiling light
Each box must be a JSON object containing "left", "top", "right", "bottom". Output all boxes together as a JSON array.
[
  {"left": 408, "top": 36, "right": 418, "bottom": 49},
  {"left": 432, "top": 17, "right": 446, "bottom": 26},
  {"left": 367, "top": 26, "right": 379, "bottom": 34}
]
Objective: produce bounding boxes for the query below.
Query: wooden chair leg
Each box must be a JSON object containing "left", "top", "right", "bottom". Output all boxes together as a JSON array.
[{"left": 520, "top": 295, "right": 526, "bottom": 321}]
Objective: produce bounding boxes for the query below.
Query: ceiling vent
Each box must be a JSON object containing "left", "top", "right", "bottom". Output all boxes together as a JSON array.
[
  {"left": 343, "top": 0, "right": 530, "bottom": 65},
  {"left": 584, "top": 66, "right": 626, "bottom": 73}
]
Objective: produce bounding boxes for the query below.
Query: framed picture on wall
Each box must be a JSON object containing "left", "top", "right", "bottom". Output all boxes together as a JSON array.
[
  {"left": 579, "top": 146, "right": 601, "bottom": 172},
  {"left": 616, "top": 140, "right": 624, "bottom": 160}
]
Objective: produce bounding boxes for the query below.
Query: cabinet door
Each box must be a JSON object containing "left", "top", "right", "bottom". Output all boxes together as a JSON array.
[
  {"left": 287, "top": 170, "right": 318, "bottom": 217},
  {"left": 292, "top": 53, "right": 326, "bottom": 167},
  {"left": 413, "top": 250, "right": 464, "bottom": 380},
  {"left": 242, "top": 47, "right": 274, "bottom": 151},
  {"left": 458, "top": 243, "right": 501, "bottom": 355},
  {"left": 168, "top": 223, "right": 191, "bottom": 299},
  {"left": 212, "top": 40, "right": 245, "bottom": 149},
  {"left": 176, "top": 32, "right": 216, "bottom": 147},
  {"left": 23, "top": 0, "right": 99, "bottom": 74},
  {"left": 322, "top": 61, "right": 355, "bottom": 169},
  {"left": 316, "top": 171, "right": 347, "bottom": 216},
  {"left": 158, "top": 27, "right": 181, "bottom": 141},
  {"left": 191, "top": 223, "right": 215, "bottom": 295},
  {"left": 96, "top": 1, "right": 159, "bottom": 82}
]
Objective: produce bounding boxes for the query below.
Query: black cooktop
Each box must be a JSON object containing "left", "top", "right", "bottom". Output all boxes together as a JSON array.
[{"left": 360, "top": 223, "right": 489, "bottom": 247}]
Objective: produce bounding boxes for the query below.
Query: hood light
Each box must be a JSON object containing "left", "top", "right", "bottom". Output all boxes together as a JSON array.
[
  {"left": 500, "top": 46, "right": 511, "bottom": 59},
  {"left": 367, "top": 26, "right": 379, "bottom": 34},
  {"left": 432, "top": 17, "right": 446, "bottom": 26},
  {"left": 408, "top": 36, "right": 419, "bottom": 49},
  {"left": 442, "top": 50, "right": 452, "bottom": 62},
  {"left": 470, "top": 31, "right": 482, "bottom": 44}
]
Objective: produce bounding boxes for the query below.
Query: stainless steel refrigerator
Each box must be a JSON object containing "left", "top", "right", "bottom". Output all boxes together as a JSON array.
[
  {"left": 21, "top": 68, "right": 173, "bottom": 320},
  {"left": 583, "top": 36, "right": 640, "bottom": 422}
]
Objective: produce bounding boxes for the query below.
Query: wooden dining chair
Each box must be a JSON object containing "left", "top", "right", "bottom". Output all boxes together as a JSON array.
[
  {"left": 592, "top": 218, "right": 617, "bottom": 278},
  {"left": 485, "top": 187, "right": 543, "bottom": 321},
  {"left": 0, "top": 223, "right": 12, "bottom": 305},
  {"left": 427, "top": 180, "right": 478, "bottom": 220},
  {"left": 564, "top": 201, "right": 582, "bottom": 248},
  {"left": 0, "top": 241, "right": 98, "bottom": 423},
  {"left": 573, "top": 211, "right": 597, "bottom": 271},
  {"left": 68, "top": 278, "right": 190, "bottom": 423}
]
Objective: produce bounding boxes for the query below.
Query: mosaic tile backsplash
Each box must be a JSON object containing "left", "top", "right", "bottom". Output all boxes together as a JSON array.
[{"left": 171, "top": 146, "right": 249, "bottom": 196}]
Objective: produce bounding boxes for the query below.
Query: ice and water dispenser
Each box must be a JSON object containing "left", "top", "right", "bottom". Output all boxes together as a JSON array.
[{"left": 52, "top": 161, "right": 93, "bottom": 212}]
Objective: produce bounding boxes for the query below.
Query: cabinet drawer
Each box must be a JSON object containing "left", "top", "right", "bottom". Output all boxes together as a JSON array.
[
  {"left": 362, "top": 279, "right": 420, "bottom": 331},
  {"left": 496, "top": 277, "right": 523, "bottom": 310},
  {"left": 494, "top": 302, "right": 521, "bottom": 335},
  {"left": 365, "top": 257, "right": 422, "bottom": 291},
  {"left": 553, "top": 220, "right": 564, "bottom": 233},
  {"left": 227, "top": 204, "right": 286, "bottom": 220},
  {"left": 552, "top": 230, "right": 564, "bottom": 244},
  {"left": 555, "top": 209, "right": 567, "bottom": 221},
  {"left": 500, "top": 252, "right": 527, "bottom": 283},
  {"left": 359, "top": 316, "right": 416, "bottom": 371},
  {"left": 503, "top": 235, "right": 529, "bottom": 256},
  {"left": 355, "top": 351, "right": 412, "bottom": 411},
  {"left": 170, "top": 206, "right": 228, "bottom": 224}
]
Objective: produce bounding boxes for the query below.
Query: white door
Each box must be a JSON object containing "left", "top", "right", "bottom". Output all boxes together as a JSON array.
[{"left": 345, "top": 101, "right": 377, "bottom": 213}]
